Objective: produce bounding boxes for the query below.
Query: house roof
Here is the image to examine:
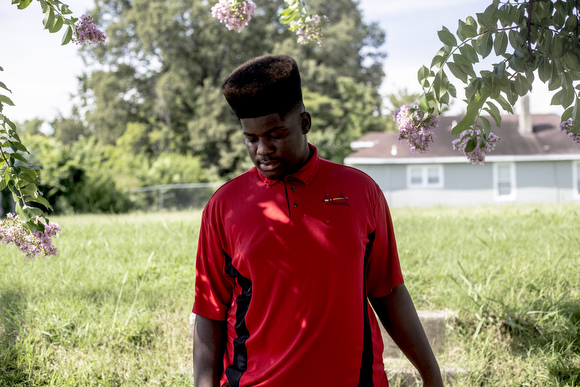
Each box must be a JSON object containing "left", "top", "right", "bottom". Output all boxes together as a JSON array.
[{"left": 345, "top": 114, "right": 580, "bottom": 164}]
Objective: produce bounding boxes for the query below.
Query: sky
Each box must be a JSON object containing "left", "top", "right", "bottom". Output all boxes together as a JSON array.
[{"left": 0, "top": 0, "right": 563, "bottom": 124}]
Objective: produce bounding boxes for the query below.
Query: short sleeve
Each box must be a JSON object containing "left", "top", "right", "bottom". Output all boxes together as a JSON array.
[
  {"left": 365, "top": 185, "right": 404, "bottom": 299},
  {"left": 192, "top": 209, "right": 235, "bottom": 321}
]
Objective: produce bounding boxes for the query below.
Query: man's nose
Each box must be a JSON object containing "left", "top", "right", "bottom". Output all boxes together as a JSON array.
[{"left": 256, "top": 138, "right": 274, "bottom": 155}]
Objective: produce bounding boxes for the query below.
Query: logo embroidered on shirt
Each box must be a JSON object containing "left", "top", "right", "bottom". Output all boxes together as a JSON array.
[{"left": 323, "top": 192, "right": 350, "bottom": 206}]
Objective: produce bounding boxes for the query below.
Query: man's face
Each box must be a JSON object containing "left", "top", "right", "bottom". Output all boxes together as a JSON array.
[{"left": 241, "top": 110, "right": 312, "bottom": 181}]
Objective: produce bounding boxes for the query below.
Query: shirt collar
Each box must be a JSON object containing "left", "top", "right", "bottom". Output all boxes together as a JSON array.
[{"left": 258, "top": 144, "right": 319, "bottom": 186}]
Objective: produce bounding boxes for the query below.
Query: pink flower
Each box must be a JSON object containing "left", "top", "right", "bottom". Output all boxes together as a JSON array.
[
  {"left": 73, "top": 14, "right": 106, "bottom": 44},
  {"left": 211, "top": 0, "right": 256, "bottom": 33},
  {"left": 0, "top": 214, "right": 60, "bottom": 259},
  {"left": 393, "top": 104, "right": 439, "bottom": 153},
  {"left": 452, "top": 127, "right": 500, "bottom": 165},
  {"left": 559, "top": 119, "right": 580, "bottom": 148},
  {"left": 290, "top": 14, "right": 329, "bottom": 46}
]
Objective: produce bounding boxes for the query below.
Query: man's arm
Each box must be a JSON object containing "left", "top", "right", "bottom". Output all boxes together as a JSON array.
[
  {"left": 193, "top": 315, "right": 227, "bottom": 387},
  {"left": 369, "top": 283, "right": 444, "bottom": 387}
]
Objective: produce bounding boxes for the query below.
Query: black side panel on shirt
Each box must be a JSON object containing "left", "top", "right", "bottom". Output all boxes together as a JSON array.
[
  {"left": 224, "top": 252, "right": 253, "bottom": 387},
  {"left": 358, "top": 230, "right": 376, "bottom": 387}
]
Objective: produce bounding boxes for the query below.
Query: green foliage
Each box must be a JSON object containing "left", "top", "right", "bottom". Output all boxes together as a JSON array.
[
  {"left": 420, "top": 0, "right": 580, "bottom": 147},
  {"left": 0, "top": 0, "right": 96, "bottom": 234},
  {"left": 23, "top": 134, "right": 131, "bottom": 214},
  {"left": 79, "top": 0, "right": 387, "bottom": 176},
  {"left": 305, "top": 76, "right": 390, "bottom": 162}
]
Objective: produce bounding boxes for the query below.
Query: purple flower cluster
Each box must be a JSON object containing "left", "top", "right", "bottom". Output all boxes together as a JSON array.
[
  {"left": 290, "top": 14, "right": 329, "bottom": 46},
  {"left": 73, "top": 14, "right": 106, "bottom": 44},
  {"left": 393, "top": 104, "right": 439, "bottom": 153},
  {"left": 559, "top": 119, "right": 580, "bottom": 148},
  {"left": 452, "top": 127, "right": 500, "bottom": 165},
  {"left": 0, "top": 214, "right": 61, "bottom": 259},
  {"left": 211, "top": 0, "right": 256, "bottom": 33}
]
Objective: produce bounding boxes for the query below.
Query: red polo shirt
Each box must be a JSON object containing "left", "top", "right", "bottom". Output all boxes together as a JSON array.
[{"left": 193, "top": 146, "right": 403, "bottom": 386}]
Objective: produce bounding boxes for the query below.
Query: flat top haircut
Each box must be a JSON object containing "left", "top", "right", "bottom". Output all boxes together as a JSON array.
[{"left": 222, "top": 54, "right": 304, "bottom": 119}]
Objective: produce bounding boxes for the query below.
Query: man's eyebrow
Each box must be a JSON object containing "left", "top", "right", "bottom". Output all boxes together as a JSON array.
[{"left": 242, "top": 127, "right": 286, "bottom": 136}]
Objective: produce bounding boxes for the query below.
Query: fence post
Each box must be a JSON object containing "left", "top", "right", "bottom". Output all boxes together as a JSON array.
[{"left": 158, "top": 188, "right": 164, "bottom": 210}]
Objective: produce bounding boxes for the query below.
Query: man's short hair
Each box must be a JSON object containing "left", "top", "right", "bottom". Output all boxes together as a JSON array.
[{"left": 222, "top": 54, "right": 304, "bottom": 119}]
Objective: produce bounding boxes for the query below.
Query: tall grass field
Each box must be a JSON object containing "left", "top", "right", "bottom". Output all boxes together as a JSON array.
[{"left": 1, "top": 204, "right": 579, "bottom": 386}]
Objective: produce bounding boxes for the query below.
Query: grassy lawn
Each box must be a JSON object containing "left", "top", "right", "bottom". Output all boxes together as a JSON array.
[{"left": 1, "top": 204, "right": 579, "bottom": 386}]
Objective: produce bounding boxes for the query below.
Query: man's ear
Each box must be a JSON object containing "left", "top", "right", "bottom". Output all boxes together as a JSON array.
[{"left": 301, "top": 111, "right": 312, "bottom": 134}]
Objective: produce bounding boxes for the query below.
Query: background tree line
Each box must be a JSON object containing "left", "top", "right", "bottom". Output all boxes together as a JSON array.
[{"left": 1, "top": 0, "right": 414, "bottom": 215}]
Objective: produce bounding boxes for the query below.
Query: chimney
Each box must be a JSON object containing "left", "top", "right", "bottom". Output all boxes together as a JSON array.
[{"left": 518, "top": 95, "right": 533, "bottom": 135}]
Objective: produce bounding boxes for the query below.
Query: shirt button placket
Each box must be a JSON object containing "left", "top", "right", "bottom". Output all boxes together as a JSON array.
[{"left": 287, "top": 177, "right": 304, "bottom": 218}]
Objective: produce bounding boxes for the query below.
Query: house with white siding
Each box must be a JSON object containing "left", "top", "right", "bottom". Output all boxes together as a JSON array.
[{"left": 344, "top": 106, "right": 580, "bottom": 208}]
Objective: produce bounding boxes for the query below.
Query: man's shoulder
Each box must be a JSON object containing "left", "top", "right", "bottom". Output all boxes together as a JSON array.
[{"left": 205, "top": 168, "right": 259, "bottom": 208}]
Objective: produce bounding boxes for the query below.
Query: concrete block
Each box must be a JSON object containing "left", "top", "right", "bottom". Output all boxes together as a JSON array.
[{"left": 379, "top": 310, "right": 453, "bottom": 358}]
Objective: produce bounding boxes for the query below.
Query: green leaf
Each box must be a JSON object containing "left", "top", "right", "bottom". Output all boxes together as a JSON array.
[
  {"left": 480, "top": 116, "right": 491, "bottom": 132},
  {"left": 280, "top": 9, "right": 298, "bottom": 24},
  {"left": 430, "top": 48, "right": 449, "bottom": 69},
  {"left": 447, "top": 62, "right": 467, "bottom": 83},
  {"left": 494, "top": 31, "right": 508, "bottom": 56},
  {"left": 459, "top": 43, "right": 479, "bottom": 63},
  {"left": 21, "top": 183, "right": 39, "bottom": 196},
  {"left": 538, "top": 57, "right": 551, "bottom": 83},
  {"left": 484, "top": 101, "right": 502, "bottom": 126},
  {"left": 0, "top": 95, "right": 15, "bottom": 106},
  {"left": 39, "top": 0, "right": 48, "bottom": 13},
  {"left": 433, "top": 70, "right": 448, "bottom": 99},
  {"left": 549, "top": 63, "right": 562, "bottom": 90},
  {"left": 477, "top": 32, "right": 493, "bottom": 58},
  {"left": 551, "top": 89, "right": 564, "bottom": 106},
  {"left": 562, "top": 86, "right": 574, "bottom": 108},
  {"left": 60, "top": 3, "right": 73, "bottom": 15},
  {"left": 494, "top": 61, "right": 505, "bottom": 79},
  {"left": 438, "top": 26, "right": 457, "bottom": 47},
  {"left": 453, "top": 55, "right": 476, "bottom": 77},
  {"left": 514, "top": 74, "right": 530, "bottom": 96},
  {"left": 9, "top": 152, "right": 29, "bottom": 164},
  {"left": 28, "top": 196, "right": 52, "bottom": 209},
  {"left": 448, "top": 83, "right": 457, "bottom": 98},
  {"left": 0, "top": 81, "right": 10, "bottom": 92},
  {"left": 15, "top": 203, "right": 30, "bottom": 222},
  {"left": 551, "top": 35, "right": 564, "bottom": 59},
  {"left": 43, "top": 7, "right": 57, "bottom": 30},
  {"left": 17, "top": 0, "right": 32, "bottom": 9},
  {"left": 563, "top": 51, "right": 579, "bottom": 69},
  {"left": 562, "top": 105, "right": 574, "bottom": 121},
  {"left": 61, "top": 26, "right": 73, "bottom": 45},
  {"left": 49, "top": 15, "right": 64, "bottom": 33},
  {"left": 464, "top": 136, "right": 478, "bottom": 153},
  {"left": 417, "top": 93, "right": 429, "bottom": 111},
  {"left": 417, "top": 65, "right": 430, "bottom": 85},
  {"left": 452, "top": 87, "right": 490, "bottom": 135}
]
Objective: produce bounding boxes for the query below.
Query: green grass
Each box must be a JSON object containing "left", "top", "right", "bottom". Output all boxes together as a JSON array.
[{"left": 1, "top": 204, "right": 579, "bottom": 386}]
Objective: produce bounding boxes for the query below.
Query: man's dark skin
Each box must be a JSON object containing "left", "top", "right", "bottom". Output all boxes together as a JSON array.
[{"left": 193, "top": 108, "right": 444, "bottom": 387}]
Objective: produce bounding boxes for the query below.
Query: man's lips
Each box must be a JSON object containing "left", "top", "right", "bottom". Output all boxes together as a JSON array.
[{"left": 258, "top": 159, "right": 281, "bottom": 171}]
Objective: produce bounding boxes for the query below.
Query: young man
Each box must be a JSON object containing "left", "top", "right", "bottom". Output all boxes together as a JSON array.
[{"left": 193, "top": 54, "right": 443, "bottom": 387}]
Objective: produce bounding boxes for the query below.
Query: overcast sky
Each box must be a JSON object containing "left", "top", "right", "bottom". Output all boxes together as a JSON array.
[{"left": 0, "top": 0, "right": 562, "bottom": 123}]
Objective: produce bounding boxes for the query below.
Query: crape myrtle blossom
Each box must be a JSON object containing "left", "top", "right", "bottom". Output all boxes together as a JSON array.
[
  {"left": 452, "top": 127, "right": 500, "bottom": 165},
  {"left": 559, "top": 119, "right": 580, "bottom": 148},
  {"left": 0, "top": 213, "right": 61, "bottom": 259},
  {"left": 290, "top": 14, "right": 329, "bottom": 46},
  {"left": 73, "top": 14, "right": 106, "bottom": 44},
  {"left": 393, "top": 104, "right": 439, "bottom": 153},
  {"left": 211, "top": 0, "right": 256, "bottom": 33}
]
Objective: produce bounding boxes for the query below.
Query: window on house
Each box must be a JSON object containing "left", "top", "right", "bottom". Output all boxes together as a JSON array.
[
  {"left": 494, "top": 163, "right": 516, "bottom": 199},
  {"left": 407, "top": 165, "right": 444, "bottom": 188}
]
